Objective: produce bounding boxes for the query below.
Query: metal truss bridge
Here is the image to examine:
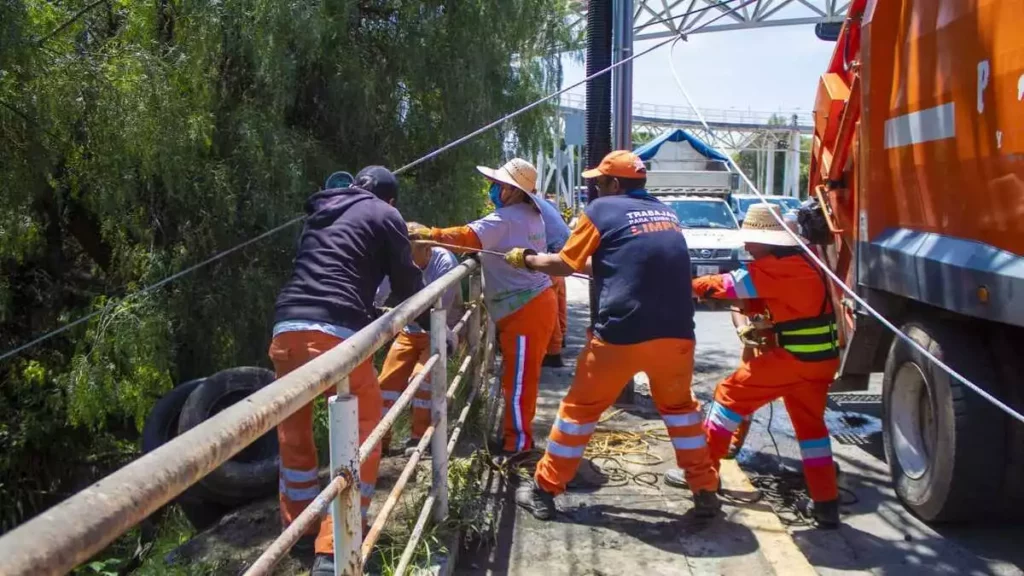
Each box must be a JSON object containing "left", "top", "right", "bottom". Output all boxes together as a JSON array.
[{"left": 571, "top": 0, "right": 851, "bottom": 40}]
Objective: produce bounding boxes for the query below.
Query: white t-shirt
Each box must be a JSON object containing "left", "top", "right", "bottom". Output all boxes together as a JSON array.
[
  {"left": 376, "top": 247, "right": 463, "bottom": 332},
  {"left": 468, "top": 202, "right": 551, "bottom": 321}
]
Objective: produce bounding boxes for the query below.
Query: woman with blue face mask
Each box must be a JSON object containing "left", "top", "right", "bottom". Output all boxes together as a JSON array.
[{"left": 409, "top": 158, "right": 557, "bottom": 457}]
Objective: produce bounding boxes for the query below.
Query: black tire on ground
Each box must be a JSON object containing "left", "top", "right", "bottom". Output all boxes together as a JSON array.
[
  {"left": 881, "top": 317, "right": 1006, "bottom": 522},
  {"left": 177, "top": 366, "right": 280, "bottom": 507},
  {"left": 141, "top": 378, "right": 233, "bottom": 530}
]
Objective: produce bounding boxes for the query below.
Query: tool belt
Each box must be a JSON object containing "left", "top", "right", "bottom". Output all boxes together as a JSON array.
[{"left": 772, "top": 313, "right": 840, "bottom": 362}]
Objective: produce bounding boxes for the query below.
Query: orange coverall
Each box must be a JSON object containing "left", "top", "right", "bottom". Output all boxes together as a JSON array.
[
  {"left": 378, "top": 332, "right": 433, "bottom": 439},
  {"left": 428, "top": 225, "right": 556, "bottom": 453},
  {"left": 269, "top": 331, "right": 382, "bottom": 554},
  {"left": 534, "top": 206, "right": 718, "bottom": 496},
  {"left": 695, "top": 252, "right": 841, "bottom": 502},
  {"left": 547, "top": 276, "right": 568, "bottom": 355}
]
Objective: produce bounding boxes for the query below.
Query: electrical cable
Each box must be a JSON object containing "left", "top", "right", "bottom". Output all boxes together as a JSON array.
[
  {"left": 0, "top": 0, "right": 754, "bottom": 364},
  {"left": 666, "top": 35, "right": 1024, "bottom": 425}
]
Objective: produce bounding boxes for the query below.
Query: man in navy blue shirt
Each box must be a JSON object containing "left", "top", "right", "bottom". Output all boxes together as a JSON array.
[{"left": 505, "top": 151, "right": 720, "bottom": 520}]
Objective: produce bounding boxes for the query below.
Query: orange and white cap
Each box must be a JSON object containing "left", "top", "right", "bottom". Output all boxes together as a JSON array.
[{"left": 581, "top": 150, "right": 647, "bottom": 180}]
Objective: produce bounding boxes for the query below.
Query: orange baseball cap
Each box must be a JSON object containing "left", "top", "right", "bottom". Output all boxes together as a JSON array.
[{"left": 581, "top": 150, "right": 647, "bottom": 179}]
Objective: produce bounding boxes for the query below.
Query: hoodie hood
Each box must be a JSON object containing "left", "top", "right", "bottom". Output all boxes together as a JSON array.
[{"left": 304, "top": 187, "right": 377, "bottom": 227}]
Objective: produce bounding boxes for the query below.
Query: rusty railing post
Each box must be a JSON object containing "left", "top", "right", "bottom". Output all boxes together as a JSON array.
[
  {"left": 430, "top": 298, "right": 449, "bottom": 522},
  {"left": 329, "top": 375, "right": 361, "bottom": 575},
  {"left": 468, "top": 273, "right": 482, "bottom": 381}
]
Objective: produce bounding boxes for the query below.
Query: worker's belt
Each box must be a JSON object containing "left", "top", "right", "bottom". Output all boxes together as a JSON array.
[{"left": 773, "top": 313, "right": 839, "bottom": 362}]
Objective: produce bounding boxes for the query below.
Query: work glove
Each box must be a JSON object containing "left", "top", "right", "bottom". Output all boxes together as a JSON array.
[
  {"left": 737, "top": 324, "right": 767, "bottom": 348},
  {"left": 407, "top": 225, "right": 432, "bottom": 241},
  {"left": 505, "top": 247, "right": 537, "bottom": 269}
]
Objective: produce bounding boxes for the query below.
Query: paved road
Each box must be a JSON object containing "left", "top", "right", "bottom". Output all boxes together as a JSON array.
[
  {"left": 458, "top": 277, "right": 1023, "bottom": 575},
  {"left": 687, "top": 305, "right": 1024, "bottom": 576}
]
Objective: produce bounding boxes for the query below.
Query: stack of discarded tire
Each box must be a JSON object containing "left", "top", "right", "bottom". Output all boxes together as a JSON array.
[{"left": 141, "top": 367, "right": 280, "bottom": 530}]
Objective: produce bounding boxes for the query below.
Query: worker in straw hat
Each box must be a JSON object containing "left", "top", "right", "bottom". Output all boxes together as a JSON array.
[
  {"left": 409, "top": 159, "right": 557, "bottom": 457},
  {"left": 665, "top": 202, "right": 842, "bottom": 528},
  {"left": 503, "top": 150, "right": 721, "bottom": 520}
]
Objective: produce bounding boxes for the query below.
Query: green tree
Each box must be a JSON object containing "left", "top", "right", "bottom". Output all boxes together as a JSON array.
[{"left": 0, "top": 0, "right": 573, "bottom": 532}]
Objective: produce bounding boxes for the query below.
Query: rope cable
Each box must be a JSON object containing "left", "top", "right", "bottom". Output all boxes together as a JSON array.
[
  {"left": 666, "top": 35, "right": 1024, "bottom": 425},
  {"left": 1, "top": 0, "right": 752, "bottom": 364}
]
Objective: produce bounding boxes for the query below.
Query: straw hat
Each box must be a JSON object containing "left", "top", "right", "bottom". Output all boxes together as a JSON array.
[
  {"left": 738, "top": 203, "right": 800, "bottom": 246},
  {"left": 477, "top": 158, "right": 537, "bottom": 194}
]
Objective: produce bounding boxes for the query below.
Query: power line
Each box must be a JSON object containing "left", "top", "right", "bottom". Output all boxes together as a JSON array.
[
  {"left": 666, "top": 35, "right": 1024, "bottom": 425},
  {"left": 0, "top": 0, "right": 749, "bottom": 363}
]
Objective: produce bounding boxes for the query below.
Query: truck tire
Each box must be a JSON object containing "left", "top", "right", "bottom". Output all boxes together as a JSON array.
[
  {"left": 141, "top": 378, "right": 233, "bottom": 530},
  {"left": 177, "top": 367, "right": 280, "bottom": 507},
  {"left": 882, "top": 317, "right": 1006, "bottom": 522}
]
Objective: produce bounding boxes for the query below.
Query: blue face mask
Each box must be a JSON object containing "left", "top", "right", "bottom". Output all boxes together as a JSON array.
[{"left": 488, "top": 183, "right": 504, "bottom": 209}]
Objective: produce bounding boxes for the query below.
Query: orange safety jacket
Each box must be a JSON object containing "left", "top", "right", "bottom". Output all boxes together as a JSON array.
[{"left": 693, "top": 250, "right": 839, "bottom": 362}]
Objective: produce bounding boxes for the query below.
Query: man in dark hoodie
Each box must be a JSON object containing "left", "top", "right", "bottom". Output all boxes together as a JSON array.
[{"left": 268, "top": 166, "right": 427, "bottom": 574}]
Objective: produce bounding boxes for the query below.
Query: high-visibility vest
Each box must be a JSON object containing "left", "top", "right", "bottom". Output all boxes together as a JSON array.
[{"left": 773, "top": 313, "right": 840, "bottom": 362}]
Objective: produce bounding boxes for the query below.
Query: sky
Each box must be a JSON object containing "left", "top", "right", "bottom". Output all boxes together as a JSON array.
[{"left": 560, "top": 24, "right": 837, "bottom": 114}]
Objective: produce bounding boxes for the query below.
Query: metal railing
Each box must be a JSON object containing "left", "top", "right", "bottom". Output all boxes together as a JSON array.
[
  {"left": 0, "top": 258, "right": 493, "bottom": 576},
  {"left": 558, "top": 92, "right": 814, "bottom": 129}
]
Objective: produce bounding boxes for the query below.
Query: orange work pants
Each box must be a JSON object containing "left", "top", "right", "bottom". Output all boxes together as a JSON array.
[
  {"left": 547, "top": 277, "right": 568, "bottom": 355},
  {"left": 269, "top": 330, "right": 383, "bottom": 555},
  {"left": 378, "top": 332, "right": 432, "bottom": 439},
  {"left": 705, "top": 348, "right": 840, "bottom": 502},
  {"left": 536, "top": 337, "right": 719, "bottom": 495},
  {"left": 497, "top": 288, "right": 557, "bottom": 453}
]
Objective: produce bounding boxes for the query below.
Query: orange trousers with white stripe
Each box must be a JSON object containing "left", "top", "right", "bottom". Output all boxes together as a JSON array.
[
  {"left": 497, "top": 288, "right": 558, "bottom": 453},
  {"left": 705, "top": 348, "right": 840, "bottom": 502},
  {"left": 269, "top": 331, "right": 382, "bottom": 555},
  {"left": 536, "top": 336, "right": 719, "bottom": 495},
  {"left": 378, "top": 331, "right": 432, "bottom": 439},
  {"left": 547, "top": 277, "right": 567, "bottom": 355}
]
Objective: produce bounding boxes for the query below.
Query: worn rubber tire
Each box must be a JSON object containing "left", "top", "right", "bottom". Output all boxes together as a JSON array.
[
  {"left": 141, "top": 378, "right": 233, "bottom": 530},
  {"left": 882, "top": 317, "right": 1006, "bottom": 522},
  {"left": 177, "top": 366, "right": 280, "bottom": 507}
]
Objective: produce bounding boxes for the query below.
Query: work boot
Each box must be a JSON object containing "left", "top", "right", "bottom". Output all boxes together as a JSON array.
[
  {"left": 542, "top": 353, "right": 564, "bottom": 368},
  {"left": 693, "top": 490, "right": 722, "bottom": 518},
  {"left": 799, "top": 498, "right": 840, "bottom": 529},
  {"left": 515, "top": 478, "right": 556, "bottom": 520},
  {"left": 311, "top": 554, "right": 334, "bottom": 576}
]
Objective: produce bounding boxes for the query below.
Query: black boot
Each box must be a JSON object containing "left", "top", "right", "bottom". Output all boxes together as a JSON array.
[
  {"left": 693, "top": 490, "right": 721, "bottom": 518},
  {"left": 311, "top": 554, "right": 334, "bottom": 576},
  {"left": 542, "top": 354, "right": 564, "bottom": 368},
  {"left": 799, "top": 498, "right": 840, "bottom": 528},
  {"left": 515, "top": 479, "right": 556, "bottom": 520}
]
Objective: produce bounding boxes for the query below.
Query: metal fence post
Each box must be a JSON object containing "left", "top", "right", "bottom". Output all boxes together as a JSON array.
[
  {"left": 468, "top": 273, "right": 482, "bottom": 376},
  {"left": 329, "top": 375, "right": 361, "bottom": 576},
  {"left": 430, "top": 298, "right": 449, "bottom": 522}
]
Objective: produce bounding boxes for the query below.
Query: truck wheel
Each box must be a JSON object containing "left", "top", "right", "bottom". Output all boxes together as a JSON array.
[
  {"left": 177, "top": 367, "right": 280, "bottom": 507},
  {"left": 882, "top": 318, "right": 1006, "bottom": 522}
]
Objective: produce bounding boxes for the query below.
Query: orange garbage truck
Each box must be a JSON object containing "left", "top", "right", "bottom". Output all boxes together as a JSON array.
[{"left": 808, "top": 0, "right": 1024, "bottom": 522}]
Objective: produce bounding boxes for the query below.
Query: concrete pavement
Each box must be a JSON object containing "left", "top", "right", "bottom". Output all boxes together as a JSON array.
[{"left": 456, "top": 276, "right": 1024, "bottom": 576}]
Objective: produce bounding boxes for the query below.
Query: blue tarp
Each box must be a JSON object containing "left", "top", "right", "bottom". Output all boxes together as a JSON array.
[{"left": 633, "top": 128, "right": 729, "bottom": 163}]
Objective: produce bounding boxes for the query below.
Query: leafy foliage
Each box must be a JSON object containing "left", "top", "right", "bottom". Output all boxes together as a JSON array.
[{"left": 0, "top": 0, "right": 572, "bottom": 532}]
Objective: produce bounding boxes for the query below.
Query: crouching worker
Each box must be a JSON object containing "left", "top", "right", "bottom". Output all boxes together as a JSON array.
[
  {"left": 269, "top": 166, "right": 430, "bottom": 574},
  {"left": 408, "top": 159, "right": 556, "bottom": 456},
  {"left": 376, "top": 224, "right": 462, "bottom": 455},
  {"left": 690, "top": 203, "right": 841, "bottom": 528},
  {"left": 506, "top": 151, "right": 720, "bottom": 520}
]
